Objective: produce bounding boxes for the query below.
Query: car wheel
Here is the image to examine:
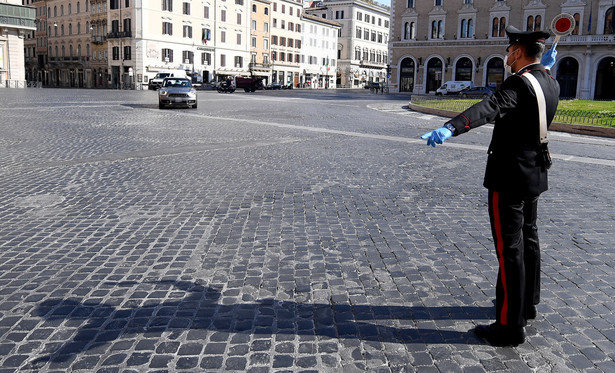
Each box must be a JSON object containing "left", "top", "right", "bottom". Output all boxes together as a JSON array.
[
  {"left": 192, "top": 102, "right": 198, "bottom": 109},
  {"left": 159, "top": 102, "right": 165, "bottom": 109}
]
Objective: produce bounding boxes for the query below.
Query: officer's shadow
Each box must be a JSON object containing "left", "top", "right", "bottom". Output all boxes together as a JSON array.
[{"left": 29, "top": 279, "right": 494, "bottom": 367}]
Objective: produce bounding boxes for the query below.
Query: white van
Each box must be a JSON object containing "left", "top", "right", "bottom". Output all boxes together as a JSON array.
[
  {"left": 148, "top": 69, "right": 188, "bottom": 90},
  {"left": 435, "top": 81, "right": 474, "bottom": 95}
]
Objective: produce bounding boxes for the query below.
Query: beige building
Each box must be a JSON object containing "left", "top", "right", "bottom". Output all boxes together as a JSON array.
[
  {"left": 249, "top": 0, "right": 272, "bottom": 83},
  {"left": 389, "top": 0, "right": 615, "bottom": 100},
  {"left": 270, "top": 0, "right": 302, "bottom": 86},
  {"left": 1, "top": 0, "right": 36, "bottom": 87},
  {"left": 90, "top": 0, "right": 108, "bottom": 88}
]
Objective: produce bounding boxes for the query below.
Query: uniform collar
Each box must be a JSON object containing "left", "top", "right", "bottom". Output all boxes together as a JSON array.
[{"left": 515, "top": 63, "right": 543, "bottom": 75}]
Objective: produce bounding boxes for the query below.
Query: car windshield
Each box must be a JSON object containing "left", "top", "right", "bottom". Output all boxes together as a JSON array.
[
  {"left": 163, "top": 79, "right": 192, "bottom": 88},
  {"left": 156, "top": 73, "right": 171, "bottom": 79}
]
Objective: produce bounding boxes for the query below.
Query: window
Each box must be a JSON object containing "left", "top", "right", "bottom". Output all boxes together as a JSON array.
[
  {"left": 124, "top": 18, "right": 131, "bottom": 34},
  {"left": 272, "top": 35, "right": 278, "bottom": 45},
  {"left": 183, "top": 25, "right": 192, "bottom": 38},
  {"left": 357, "top": 12, "right": 362, "bottom": 21},
  {"left": 221, "top": 9, "right": 226, "bottom": 22},
  {"left": 280, "top": 37, "right": 286, "bottom": 46},
  {"left": 336, "top": 10, "right": 344, "bottom": 19},
  {"left": 407, "top": 0, "right": 414, "bottom": 8},
  {"left": 264, "top": 8, "right": 268, "bottom": 15},
  {"left": 112, "top": 20, "right": 119, "bottom": 33},
  {"left": 236, "top": 0, "right": 243, "bottom": 4},
  {"left": 252, "top": 4, "right": 256, "bottom": 12},
  {"left": 280, "top": 52, "right": 285, "bottom": 62},
  {"left": 163, "top": 21, "right": 173, "bottom": 35},
  {"left": 252, "top": 20, "right": 257, "bottom": 30},
  {"left": 460, "top": 19, "right": 473, "bottom": 38},
  {"left": 183, "top": 2, "right": 190, "bottom": 15},
  {"left": 69, "top": 24, "right": 73, "bottom": 35},
  {"left": 204, "top": 6, "right": 210, "bottom": 18},
  {"left": 435, "top": 0, "right": 442, "bottom": 5},
  {"left": 201, "top": 52, "right": 211, "bottom": 65},
  {"left": 182, "top": 50, "right": 193, "bottom": 64},
  {"left": 492, "top": 17, "right": 506, "bottom": 37},
  {"left": 162, "top": 0, "right": 172, "bottom": 12},
  {"left": 234, "top": 56, "right": 243, "bottom": 67},
  {"left": 237, "top": 13, "right": 242, "bottom": 25},
  {"left": 112, "top": 46, "right": 119, "bottom": 60},
  {"left": 606, "top": 7, "right": 615, "bottom": 34},
  {"left": 264, "top": 39, "right": 269, "bottom": 49},
  {"left": 251, "top": 37, "right": 257, "bottom": 48},
  {"left": 526, "top": 15, "right": 541, "bottom": 31},
  {"left": 572, "top": 13, "right": 580, "bottom": 35},
  {"left": 281, "top": 20, "right": 285, "bottom": 29},
  {"left": 202, "top": 28, "right": 211, "bottom": 44},
  {"left": 110, "top": 0, "right": 119, "bottom": 10},
  {"left": 221, "top": 54, "right": 226, "bottom": 67},
  {"left": 237, "top": 33, "right": 241, "bottom": 45},
  {"left": 288, "top": 39, "right": 293, "bottom": 48},
  {"left": 264, "top": 22, "right": 269, "bottom": 32},
  {"left": 271, "top": 51, "right": 276, "bottom": 61},
  {"left": 221, "top": 30, "right": 226, "bottom": 42},
  {"left": 365, "top": 15, "right": 369, "bottom": 23},
  {"left": 162, "top": 48, "right": 173, "bottom": 62},
  {"left": 124, "top": 46, "right": 131, "bottom": 60}
]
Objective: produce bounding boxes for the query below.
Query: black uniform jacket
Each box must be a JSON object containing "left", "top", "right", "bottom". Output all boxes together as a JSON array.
[{"left": 447, "top": 63, "right": 560, "bottom": 196}]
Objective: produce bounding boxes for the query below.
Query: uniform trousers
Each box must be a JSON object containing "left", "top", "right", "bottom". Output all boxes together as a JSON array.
[{"left": 488, "top": 190, "right": 541, "bottom": 328}]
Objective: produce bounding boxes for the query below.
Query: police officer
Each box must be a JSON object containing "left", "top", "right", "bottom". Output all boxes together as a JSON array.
[{"left": 421, "top": 26, "right": 559, "bottom": 346}]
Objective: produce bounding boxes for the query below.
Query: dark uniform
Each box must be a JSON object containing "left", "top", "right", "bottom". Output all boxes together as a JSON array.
[{"left": 446, "top": 30, "right": 560, "bottom": 330}]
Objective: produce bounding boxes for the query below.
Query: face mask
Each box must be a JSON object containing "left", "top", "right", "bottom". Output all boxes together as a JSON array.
[{"left": 504, "top": 49, "right": 518, "bottom": 74}]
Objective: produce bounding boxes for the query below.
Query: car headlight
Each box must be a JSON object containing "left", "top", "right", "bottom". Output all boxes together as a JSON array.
[
  {"left": 159, "top": 90, "right": 168, "bottom": 96},
  {"left": 188, "top": 90, "right": 196, "bottom": 97}
]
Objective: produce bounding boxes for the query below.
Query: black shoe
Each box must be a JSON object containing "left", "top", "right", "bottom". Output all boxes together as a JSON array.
[
  {"left": 474, "top": 323, "right": 526, "bottom": 347},
  {"left": 526, "top": 305, "right": 537, "bottom": 320}
]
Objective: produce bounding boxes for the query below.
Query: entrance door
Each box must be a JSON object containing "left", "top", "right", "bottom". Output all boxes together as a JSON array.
[
  {"left": 426, "top": 58, "right": 443, "bottom": 93},
  {"left": 595, "top": 57, "right": 615, "bottom": 100},
  {"left": 399, "top": 58, "right": 415, "bottom": 92},
  {"left": 486, "top": 58, "right": 504, "bottom": 89},
  {"left": 455, "top": 57, "right": 472, "bottom": 82},
  {"left": 556, "top": 57, "right": 579, "bottom": 98}
]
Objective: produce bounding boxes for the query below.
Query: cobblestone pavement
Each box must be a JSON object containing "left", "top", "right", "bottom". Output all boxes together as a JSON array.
[{"left": 0, "top": 88, "right": 614, "bottom": 372}]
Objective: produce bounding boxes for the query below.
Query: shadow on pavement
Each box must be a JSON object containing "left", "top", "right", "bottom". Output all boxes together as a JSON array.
[{"left": 28, "top": 279, "right": 493, "bottom": 367}]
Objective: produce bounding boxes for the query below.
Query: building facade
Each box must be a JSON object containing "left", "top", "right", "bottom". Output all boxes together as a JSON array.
[
  {"left": 306, "top": 0, "right": 390, "bottom": 88},
  {"left": 389, "top": 0, "right": 615, "bottom": 100},
  {"left": 249, "top": 0, "right": 272, "bottom": 83},
  {"left": 300, "top": 13, "right": 340, "bottom": 88},
  {"left": 2, "top": 0, "right": 36, "bottom": 87},
  {"left": 270, "top": 0, "right": 302, "bottom": 86}
]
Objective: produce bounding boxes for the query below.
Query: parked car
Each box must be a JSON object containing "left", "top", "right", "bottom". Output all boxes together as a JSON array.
[
  {"left": 266, "top": 82, "right": 282, "bottom": 90},
  {"left": 158, "top": 78, "right": 197, "bottom": 109},
  {"left": 460, "top": 86, "right": 495, "bottom": 99}
]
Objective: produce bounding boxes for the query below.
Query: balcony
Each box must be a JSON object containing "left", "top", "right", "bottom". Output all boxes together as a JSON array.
[
  {"left": 0, "top": 3, "right": 36, "bottom": 30},
  {"left": 359, "top": 60, "right": 385, "bottom": 69},
  {"left": 92, "top": 36, "right": 106, "bottom": 45},
  {"left": 107, "top": 31, "right": 132, "bottom": 39}
]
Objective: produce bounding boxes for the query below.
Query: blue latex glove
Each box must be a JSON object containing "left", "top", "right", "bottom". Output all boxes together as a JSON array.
[
  {"left": 420, "top": 127, "right": 453, "bottom": 147},
  {"left": 541, "top": 43, "right": 558, "bottom": 69}
]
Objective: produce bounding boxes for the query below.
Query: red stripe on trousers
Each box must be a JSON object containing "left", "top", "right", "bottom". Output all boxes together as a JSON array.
[{"left": 492, "top": 192, "right": 508, "bottom": 325}]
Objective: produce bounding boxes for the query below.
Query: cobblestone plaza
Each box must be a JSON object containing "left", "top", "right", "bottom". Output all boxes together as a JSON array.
[{"left": 0, "top": 89, "right": 614, "bottom": 372}]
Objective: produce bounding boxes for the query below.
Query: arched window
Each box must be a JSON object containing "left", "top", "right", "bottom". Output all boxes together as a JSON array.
[
  {"left": 61, "top": 24, "right": 65, "bottom": 35},
  {"left": 527, "top": 16, "right": 534, "bottom": 31},
  {"left": 69, "top": 24, "right": 72, "bottom": 35},
  {"left": 404, "top": 22, "right": 410, "bottom": 39},
  {"left": 492, "top": 18, "right": 499, "bottom": 37},
  {"left": 461, "top": 19, "right": 467, "bottom": 38},
  {"left": 54, "top": 46, "right": 58, "bottom": 57},
  {"left": 54, "top": 6, "right": 57, "bottom": 17},
  {"left": 499, "top": 17, "right": 506, "bottom": 37},
  {"left": 69, "top": 45, "right": 73, "bottom": 57},
  {"left": 86, "top": 44, "right": 90, "bottom": 58},
  {"left": 572, "top": 13, "right": 580, "bottom": 35},
  {"left": 61, "top": 5, "right": 64, "bottom": 16},
  {"left": 438, "top": 20, "right": 443, "bottom": 38},
  {"left": 77, "top": 23, "right": 81, "bottom": 34},
  {"left": 78, "top": 44, "right": 82, "bottom": 57},
  {"left": 410, "top": 22, "right": 415, "bottom": 39},
  {"left": 468, "top": 19, "right": 474, "bottom": 37},
  {"left": 68, "top": 3, "right": 72, "bottom": 14},
  {"left": 77, "top": 2, "right": 80, "bottom": 13},
  {"left": 605, "top": 7, "right": 615, "bottom": 34},
  {"left": 432, "top": 20, "right": 438, "bottom": 38},
  {"left": 535, "top": 15, "right": 542, "bottom": 31},
  {"left": 62, "top": 45, "right": 65, "bottom": 57}
]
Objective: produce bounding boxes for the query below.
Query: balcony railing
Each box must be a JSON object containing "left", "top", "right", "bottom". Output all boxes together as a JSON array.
[
  {"left": 107, "top": 31, "right": 132, "bottom": 39},
  {"left": 92, "top": 36, "right": 106, "bottom": 44}
]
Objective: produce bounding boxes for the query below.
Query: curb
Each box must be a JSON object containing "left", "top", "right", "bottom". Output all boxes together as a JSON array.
[{"left": 408, "top": 102, "right": 615, "bottom": 139}]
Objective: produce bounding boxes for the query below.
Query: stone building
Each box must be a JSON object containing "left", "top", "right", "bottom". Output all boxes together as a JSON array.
[
  {"left": 389, "top": 0, "right": 615, "bottom": 100},
  {"left": 306, "top": 0, "right": 390, "bottom": 88},
  {"left": 1, "top": 0, "right": 36, "bottom": 87}
]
